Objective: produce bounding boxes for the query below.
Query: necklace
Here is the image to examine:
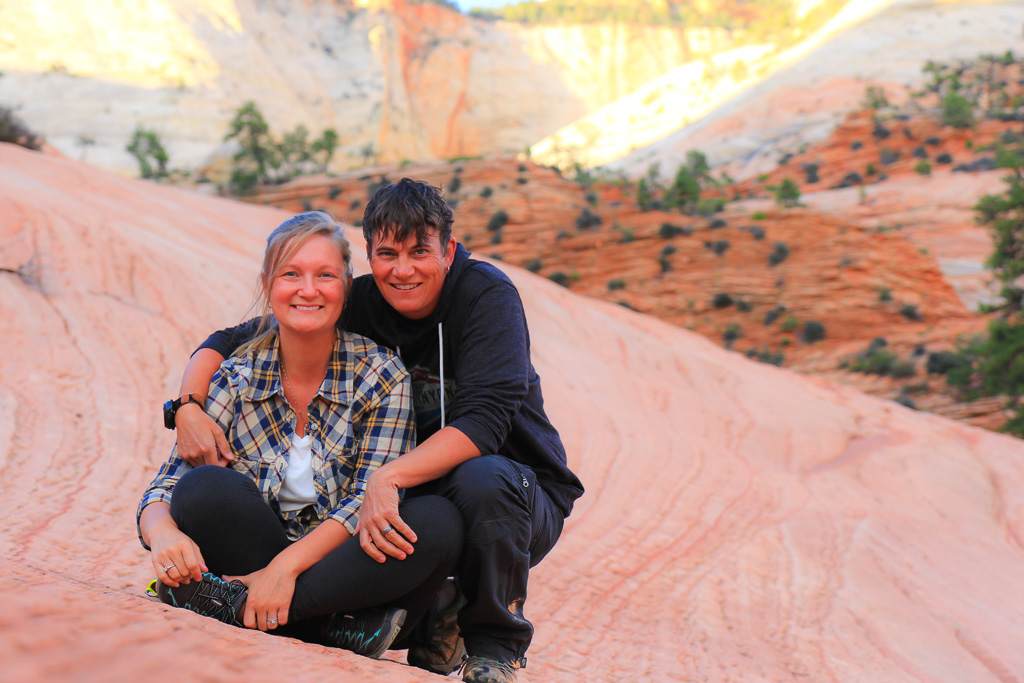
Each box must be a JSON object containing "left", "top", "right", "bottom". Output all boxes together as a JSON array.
[{"left": 280, "top": 361, "right": 307, "bottom": 426}]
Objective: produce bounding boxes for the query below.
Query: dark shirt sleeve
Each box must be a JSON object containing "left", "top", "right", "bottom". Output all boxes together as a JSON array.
[
  {"left": 446, "top": 280, "right": 531, "bottom": 455},
  {"left": 194, "top": 317, "right": 263, "bottom": 358}
]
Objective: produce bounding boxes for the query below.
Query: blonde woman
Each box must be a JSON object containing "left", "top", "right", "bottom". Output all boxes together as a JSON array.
[{"left": 138, "top": 212, "right": 463, "bottom": 658}]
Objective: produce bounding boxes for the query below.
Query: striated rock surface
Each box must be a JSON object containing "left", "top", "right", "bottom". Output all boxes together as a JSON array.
[
  {"left": 5, "top": 144, "right": 1024, "bottom": 681},
  {"left": 0, "top": 0, "right": 711, "bottom": 175}
]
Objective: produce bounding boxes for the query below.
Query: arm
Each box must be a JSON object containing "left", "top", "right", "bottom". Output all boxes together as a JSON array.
[{"left": 174, "top": 319, "right": 261, "bottom": 466}]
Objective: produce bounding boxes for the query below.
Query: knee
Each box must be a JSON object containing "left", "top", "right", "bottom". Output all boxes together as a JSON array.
[
  {"left": 171, "top": 466, "right": 251, "bottom": 517},
  {"left": 445, "top": 455, "right": 528, "bottom": 518},
  {"left": 401, "top": 495, "right": 464, "bottom": 555}
]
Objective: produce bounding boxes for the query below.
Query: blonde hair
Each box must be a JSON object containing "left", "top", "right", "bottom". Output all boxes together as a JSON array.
[{"left": 236, "top": 211, "right": 353, "bottom": 357}]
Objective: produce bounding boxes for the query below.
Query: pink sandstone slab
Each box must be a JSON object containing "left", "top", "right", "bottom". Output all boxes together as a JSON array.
[{"left": 3, "top": 142, "right": 1024, "bottom": 681}]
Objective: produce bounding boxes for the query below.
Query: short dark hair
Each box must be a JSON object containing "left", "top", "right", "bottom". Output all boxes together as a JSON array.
[{"left": 362, "top": 177, "right": 454, "bottom": 253}]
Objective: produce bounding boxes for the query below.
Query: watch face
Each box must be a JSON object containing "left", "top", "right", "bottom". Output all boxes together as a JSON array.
[{"left": 163, "top": 399, "right": 176, "bottom": 430}]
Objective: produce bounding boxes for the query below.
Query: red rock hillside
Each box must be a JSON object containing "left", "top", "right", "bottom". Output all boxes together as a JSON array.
[{"left": 5, "top": 142, "right": 1024, "bottom": 680}]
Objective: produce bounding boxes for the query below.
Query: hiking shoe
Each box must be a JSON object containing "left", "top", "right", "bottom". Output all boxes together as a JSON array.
[
  {"left": 156, "top": 573, "right": 247, "bottom": 627},
  {"left": 408, "top": 578, "right": 468, "bottom": 674},
  {"left": 323, "top": 606, "right": 407, "bottom": 659},
  {"left": 460, "top": 656, "right": 520, "bottom": 683}
]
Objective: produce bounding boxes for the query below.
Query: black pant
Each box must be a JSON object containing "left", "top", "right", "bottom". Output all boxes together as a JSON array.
[
  {"left": 169, "top": 465, "right": 463, "bottom": 645},
  {"left": 408, "top": 455, "right": 565, "bottom": 664}
]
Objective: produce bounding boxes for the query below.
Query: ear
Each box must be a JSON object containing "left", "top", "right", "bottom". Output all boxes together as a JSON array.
[
  {"left": 444, "top": 236, "right": 457, "bottom": 266},
  {"left": 365, "top": 242, "right": 373, "bottom": 260}
]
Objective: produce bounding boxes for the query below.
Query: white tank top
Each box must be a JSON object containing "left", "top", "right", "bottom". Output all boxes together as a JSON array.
[{"left": 279, "top": 433, "right": 316, "bottom": 512}]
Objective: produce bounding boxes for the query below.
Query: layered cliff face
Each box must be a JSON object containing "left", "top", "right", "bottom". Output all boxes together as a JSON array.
[
  {"left": 0, "top": 0, "right": 720, "bottom": 175},
  {"left": 5, "top": 142, "right": 1024, "bottom": 681}
]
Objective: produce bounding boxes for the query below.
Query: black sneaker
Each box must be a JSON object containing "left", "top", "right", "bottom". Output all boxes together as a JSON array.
[
  {"left": 408, "top": 578, "right": 467, "bottom": 674},
  {"left": 156, "top": 573, "right": 247, "bottom": 627},
  {"left": 323, "top": 607, "right": 407, "bottom": 659}
]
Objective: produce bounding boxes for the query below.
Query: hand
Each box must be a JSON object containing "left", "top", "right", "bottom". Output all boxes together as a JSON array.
[
  {"left": 149, "top": 525, "right": 207, "bottom": 587},
  {"left": 176, "top": 403, "right": 233, "bottom": 467},
  {"left": 224, "top": 564, "right": 296, "bottom": 631},
  {"left": 357, "top": 469, "right": 417, "bottom": 562}
]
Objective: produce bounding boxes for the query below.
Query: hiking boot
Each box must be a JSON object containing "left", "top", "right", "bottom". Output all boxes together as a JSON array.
[
  {"left": 460, "top": 656, "right": 520, "bottom": 683},
  {"left": 156, "top": 573, "right": 247, "bottom": 627},
  {"left": 407, "top": 578, "right": 468, "bottom": 674},
  {"left": 323, "top": 606, "right": 407, "bottom": 659}
]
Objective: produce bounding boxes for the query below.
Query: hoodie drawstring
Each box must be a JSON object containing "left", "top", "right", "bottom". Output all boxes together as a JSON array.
[{"left": 438, "top": 322, "right": 445, "bottom": 429}]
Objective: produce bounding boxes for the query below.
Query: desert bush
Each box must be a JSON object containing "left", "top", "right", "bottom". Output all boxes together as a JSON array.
[
  {"left": 487, "top": 210, "right": 509, "bottom": 232},
  {"left": 0, "top": 106, "right": 43, "bottom": 150},
  {"left": 803, "top": 162, "right": 820, "bottom": 184},
  {"left": 880, "top": 148, "right": 900, "bottom": 165},
  {"left": 871, "top": 119, "right": 891, "bottom": 139},
  {"left": 915, "top": 160, "right": 932, "bottom": 176},
  {"left": 659, "top": 222, "right": 691, "bottom": 239},
  {"left": 942, "top": 92, "right": 975, "bottom": 128},
  {"left": 707, "top": 239, "right": 730, "bottom": 255},
  {"left": 480, "top": 186, "right": 493, "bottom": 198},
  {"left": 525, "top": 258, "right": 542, "bottom": 273},
  {"left": 548, "top": 272, "right": 571, "bottom": 287},
  {"left": 878, "top": 287, "right": 892, "bottom": 302},
  {"left": 607, "top": 278, "right": 627, "bottom": 291},
  {"left": 935, "top": 153, "right": 953, "bottom": 164},
  {"left": 763, "top": 305, "right": 785, "bottom": 325},
  {"left": 712, "top": 292, "right": 734, "bottom": 308},
  {"left": 780, "top": 316, "right": 799, "bottom": 333},
  {"left": 328, "top": 186, "right": 342, "bottom": 199},
  {"left": 126, "top": 126, "right": 169, "bottom": 180},
  {"left": 751, "top": 211, "right": 768, "bottom": 220},
  {"left": 723, "top": 323, "right": 743, "bottom": 344},
  {"left": 575, "top": 207, "right": 602, "bottom": 230},
  {"left": 774, "top": 178, "right": 800, "bottom": 207},
  {"left": 863, "top": 85, "right": 890, "bottom": 109},
  {"left": 768, "top": 242, "right": 790, "bottom": 267},
  {"left": 889, "top": 359, "right": 917, "bottom": 379},
  {"left": 926, "top": 350, "right": 970, "bottom": 375},
  {"left": 899, "top": 304, "right": 922, "bottom": 321},
  {"left": 801, "top": 320, "right": 826, "bottom": 343},
  {"left": 585, "top": 190, "right": 598, "bottom": 206},
  {"left": 448, "top": 175, "right": 462, "bottom": 193}
]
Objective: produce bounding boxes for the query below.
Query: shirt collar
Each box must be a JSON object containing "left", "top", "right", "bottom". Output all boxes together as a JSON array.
[{"left": 245, "top": 332, "right": 352, "bottom": 406}]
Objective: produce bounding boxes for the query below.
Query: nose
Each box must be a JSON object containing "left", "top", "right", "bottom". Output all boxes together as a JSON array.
[
  {"left": 394, "top": 253, "right": 414, "bottom": 278},
  {"left": 298, "top": 274, "right": 318, "bottom": 297}
]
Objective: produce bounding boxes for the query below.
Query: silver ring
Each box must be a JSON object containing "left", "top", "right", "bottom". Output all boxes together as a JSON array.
[
  {"left": 162, "top": 564, "right": 175, "bottom": 573},
  {"left": 381, "top": 525, "right": 394, "bottom": 535},
  {"left": 267, "top": 617, "right": 278, "bottom": 624}
]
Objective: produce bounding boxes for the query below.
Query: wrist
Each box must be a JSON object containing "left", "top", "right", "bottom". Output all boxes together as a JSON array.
[{"left": 369, "top": 463, "right": 402, "bottom": 490}]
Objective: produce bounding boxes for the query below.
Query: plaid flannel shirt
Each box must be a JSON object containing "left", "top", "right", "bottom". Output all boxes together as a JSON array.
[{"left": 138, "top": 330, "right": 414, "bottom": 545}]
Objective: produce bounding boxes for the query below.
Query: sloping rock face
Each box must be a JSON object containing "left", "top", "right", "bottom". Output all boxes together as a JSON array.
[
  {"left": 614, "top": 0, "right": 1024, "bottom": 180},
  {"left": 0, "top": 0, "right": 703, "bottom": 175},
  {"left": 4, "top": 143, "right": 1024, "bottom": 681}
]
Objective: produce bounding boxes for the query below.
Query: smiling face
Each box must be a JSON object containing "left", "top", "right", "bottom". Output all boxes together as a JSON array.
[
  {"left": 368, "top": 228, "right": 456, "bottom": 320},
  {"left": 268, "top": 234, "right": 348, "bottom": 337}
]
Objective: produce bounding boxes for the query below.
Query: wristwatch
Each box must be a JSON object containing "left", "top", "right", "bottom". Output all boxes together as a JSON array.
[{"left": 163, "top": 394, "right": 203, "bottom": 430}]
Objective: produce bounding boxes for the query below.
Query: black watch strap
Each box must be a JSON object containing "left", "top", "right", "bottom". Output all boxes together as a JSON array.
[{"left": 163, "top": 394, "right": 202, "bottom": 430}]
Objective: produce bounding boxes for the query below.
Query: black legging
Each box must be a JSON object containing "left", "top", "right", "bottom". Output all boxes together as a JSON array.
[{"left": 169, "top": 465, "right": 463, "bottom": 645}]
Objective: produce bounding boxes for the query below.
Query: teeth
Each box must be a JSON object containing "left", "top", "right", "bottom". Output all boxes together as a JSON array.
[
  {"left": 294, "top": 305, "right": 322, "bottom": 311},
  {"left": 393, "top": 284, "right": 418, "bottom": 291}
]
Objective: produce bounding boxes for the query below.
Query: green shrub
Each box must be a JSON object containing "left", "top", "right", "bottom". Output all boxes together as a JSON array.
[
  {"left": 801, "top": 320, "right": 826, "bottom": 343},
  {"left": 525, "top": 258, "right": 542, "bottom": 273},
  {"left": 548, "top": 272, "right": 571, "bottom": 287},
  {"left": 879, "top": 287, "right": 892, "bottom": 302},
  {"left": 768, "top": 242, "right": 790, "bottom": 267},
  {"left": 487, "top": 210, "right": 509, "bottom": 232},
  {"left": 608, "top": 278, "right": 627, "bottom": 291},
  {"left": 926, "top": 350, "right": 970, "bottom": 375},
  {"left": 0, "top": 106, "right": 43, "bottom": 150},
  {"left": 763, "top": 306, "right": 785, "bottom": 325},
  {"left": 850, "top": 348, "right": 897, "bottom": 374},
  {"left": 585, "top": 190, "right": 598, "bottom": 206},
  {"left": 480, "top": 186, "right": 493, "bottom": 198},
  {"left": 516, "top": 177, "right": 528, "bottom": 185},
  {"left": 707, "top": 239, "right": 730, "bottom": 256},
  {"left": 889, "top": 359, "right": 917, "bottom": 379},
  {"left": 899, "top": 304, "right": 922, "bottom": 321},
  {"left": 126, "top": 126, "right": 169, "bottom": 180},
  {"left": 576, "top": 207, "right": 602, "bottom": 230},
  {"left": 941, "top": 92, "right": 975, "bottom": 128},
  {"left": 328, "top": 186, "right": 342, "bottom": 199},
  {"left": 774, "top": 178, "right": 800, "bottom": 207},
  {"left": 489, "top": 230, "right": 503, "bottom": 245},
  {"left": 780, "top": 316, "right": 799, "bottom": 333},
  {"left": 751, "top": 211, "right": 768, "bottom": 220},
  {"left": 723, "top": 323, "right": 742, "bottom": 344},
  {"left": 863, "top": 85, "right": 890, "bottom": 109},
  {"left": 617, "top": 226, "right": 635, "bottom": 243},
  {"left": 712, "top": 292, "right": 734, "bottom": 308},
  {"left": 448, "top": 175, "right": 462, "bottom": 193},
  {"left": 659, "top": 222, "right": 691, "bottom": 239},
  {"left": 661, "top": 244, "right": 677, "bottom": 256},
  {"left": 915, "top": 160, "right": 931, "bottom": 176}
]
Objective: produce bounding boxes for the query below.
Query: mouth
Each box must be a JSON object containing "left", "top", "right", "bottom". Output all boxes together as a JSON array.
[
  {"left": 390, "top": 284, "right": 420, "bottom": 291},
  {"left": 292, "top": 305, "right": 324, "bottom": 311}
]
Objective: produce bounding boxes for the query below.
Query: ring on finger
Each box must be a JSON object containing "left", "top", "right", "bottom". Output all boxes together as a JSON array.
[
  {"left": 162, "top": 564, "right": 175, "bottom": 573},
  {"left": 267, "top": 617, "right": 278, "bottom": 624},
  {"left": 381, "top": 525, "right": 394, "bottom": 535}
]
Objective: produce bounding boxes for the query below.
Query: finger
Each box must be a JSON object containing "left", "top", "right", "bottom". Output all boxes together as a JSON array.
[
  {"left": 154, "top": 558, "right": 180, "bottom": 587},
  {"left": 244, "top": 602, "right": 256, "bottom": 629},
  {"left": 277, "top": 606, "right": 289, "bottom": 627},
  {"left": 385, "top": 513, "right": 417, "bottom": 550},
  {"left": 215, "top": 430, "right": 234, "bottom": 463},
  {"left": 179, "top": 548, "right": 204, "bottom": 583},
  {"left": 199, "top": 442, "right": 220, "bottom": 467},
  {"left": 369, "top": 528, "right": 408, "bottom": 561},
  {"left": 359, "top": 529, "right": 387, "bottom": 563}
]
